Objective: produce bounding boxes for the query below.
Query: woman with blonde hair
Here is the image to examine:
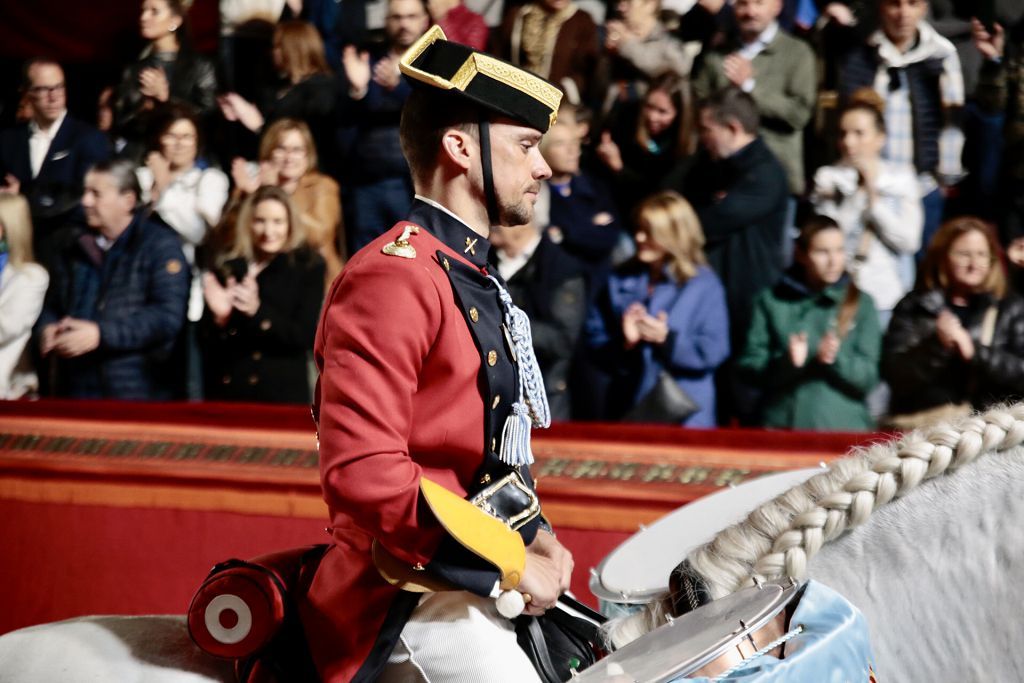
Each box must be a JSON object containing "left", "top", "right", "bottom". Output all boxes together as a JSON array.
[
  {"left": 201, "top": 185, "right": 324, "bottom": 404},
  {"left": 738, "top": 215, "right": 881, "bottom": 430},
  {"left": 586, "top": 190, "right": 729, "bottom": 426},
  {"left": 0, "top": 195, "right": 49, "bottom": 399},
  {"left": 227, "top": 117, "right": 344, "bottom": 283},
  {"left": 883, "top": 216, "right": 1024, "bottom": 423}
]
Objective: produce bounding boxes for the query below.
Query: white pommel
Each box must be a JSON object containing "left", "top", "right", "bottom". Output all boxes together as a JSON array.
[{"left": 496, "top": 589, "right": 527, "bottom": 619}]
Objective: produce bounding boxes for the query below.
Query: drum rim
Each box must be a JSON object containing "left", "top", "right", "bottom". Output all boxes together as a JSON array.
[
  {"left": 589, "top": 468, "right": 823, "bottom": 605},
  {"left": 579, "top": 579, "right": 805, "bottom": 682}
]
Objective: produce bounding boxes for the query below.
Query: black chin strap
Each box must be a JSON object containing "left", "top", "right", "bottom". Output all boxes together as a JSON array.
[{"left": 478, "top": 118, "right": 499, "bottom": 226}]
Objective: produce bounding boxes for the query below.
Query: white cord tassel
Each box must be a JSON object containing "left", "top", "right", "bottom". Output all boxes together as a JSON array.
[
  {"left": 499, "top": 401, "right": 535, "bottom": 466},
  {"left": 486, "top": 275, "right": 551, "bottom": 466}
]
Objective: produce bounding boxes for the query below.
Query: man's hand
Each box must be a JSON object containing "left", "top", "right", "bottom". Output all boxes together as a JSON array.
[
  {"left": 372, "top": 55, "right": 402, "bottom": 91},
  {"left": 342, "top": 45, "right": 372, "bottom": 99},
  {"left": 516, "top": 530, "right": 574, "bottom": 616},
  {"left": 39, "top": 322, "right": 61, "bottom": 356},
  {"left": 52, "top": 318, "right": 101, "bottom": 358},
  {"left": 972, "top": 18, "right": 1005, "bottom": 61},
  {"left": 723, "top": 54, "right": 753, "bottom": 89}
]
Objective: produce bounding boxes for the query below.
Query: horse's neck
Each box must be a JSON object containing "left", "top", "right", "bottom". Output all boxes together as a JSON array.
[{"left": 810, "top": 445, "right": 1024, "bottom": 682}]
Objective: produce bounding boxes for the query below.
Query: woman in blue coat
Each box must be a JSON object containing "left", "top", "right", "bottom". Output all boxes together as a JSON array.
[{"left": 587, "top": 190, "right": 730, "bottom": 427}]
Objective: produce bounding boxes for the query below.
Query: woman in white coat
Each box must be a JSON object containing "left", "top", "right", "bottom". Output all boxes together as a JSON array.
[
  {"left": 812, "top": 88, "right": 923, "bottom": 327},
  {"left": 0, "top": 194, "right": 49, "bottom": 399}
]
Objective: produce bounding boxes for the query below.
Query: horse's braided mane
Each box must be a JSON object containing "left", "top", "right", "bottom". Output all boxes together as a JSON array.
[{"left": 605, "top": 403, "right": 1024, "bottom": 648}]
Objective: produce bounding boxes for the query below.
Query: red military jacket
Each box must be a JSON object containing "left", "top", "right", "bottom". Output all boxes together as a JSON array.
[{"left": 300, "top": 199, "right": 544, "bottom": 682}]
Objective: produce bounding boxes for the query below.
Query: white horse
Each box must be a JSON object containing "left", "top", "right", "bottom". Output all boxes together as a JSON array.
[
  {"left": 0, "top": 615, "right": 233, "bottom": 682},
  {"left": 606, "top": 403, "right": 1024, "bottom": 681},
  {"left": 5, "top": 404, "right": 1024, "bottom": 681}
]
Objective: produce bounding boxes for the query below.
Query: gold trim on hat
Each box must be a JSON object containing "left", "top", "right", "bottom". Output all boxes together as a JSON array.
[{"left": 399, "top": 25, "right": 561, "bottom": 126}]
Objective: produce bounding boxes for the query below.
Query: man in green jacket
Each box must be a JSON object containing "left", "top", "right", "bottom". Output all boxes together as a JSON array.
[{"left": 692, "top": 0, "right": 817, "bottom": 197}]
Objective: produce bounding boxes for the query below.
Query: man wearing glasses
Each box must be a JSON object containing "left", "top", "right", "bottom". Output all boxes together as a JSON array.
[{"left": 0, "top": 59, "right": 110, "bottom": 267}]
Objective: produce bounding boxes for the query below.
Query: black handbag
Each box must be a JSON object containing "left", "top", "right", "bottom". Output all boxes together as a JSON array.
[
  {"left": 624, "top": 370, "right": 699, "bottom": 424},
  {"left": 515, "top": 595, "right": 606, "bottom": 682}
]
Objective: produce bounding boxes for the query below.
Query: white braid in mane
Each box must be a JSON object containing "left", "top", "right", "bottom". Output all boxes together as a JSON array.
[{"left": 604, "top": 403, "right": 1024, "bottom": 649}]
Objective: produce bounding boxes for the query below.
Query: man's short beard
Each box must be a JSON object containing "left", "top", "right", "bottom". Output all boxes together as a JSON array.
[{"left": 497, "top": 199, "right": 532, "bottom": 228}]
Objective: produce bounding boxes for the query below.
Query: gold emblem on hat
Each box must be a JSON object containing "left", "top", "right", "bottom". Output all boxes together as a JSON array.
[{"left": 383, "top": 225, "right": 420, "bottom": 259}]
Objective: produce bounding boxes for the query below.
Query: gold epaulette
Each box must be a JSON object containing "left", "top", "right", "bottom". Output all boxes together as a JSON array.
[{"left": 382, "top": 225, "right": 420, "bottom": 259}]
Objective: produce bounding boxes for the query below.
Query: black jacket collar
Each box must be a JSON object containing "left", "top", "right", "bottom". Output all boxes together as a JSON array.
[{"left": 408, "top": 198, "right": 492, "bottom": 269}]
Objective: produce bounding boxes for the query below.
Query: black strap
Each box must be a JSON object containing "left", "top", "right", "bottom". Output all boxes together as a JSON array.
[{"left": 479, "top": 118, "right": 499, "bottom": 226}]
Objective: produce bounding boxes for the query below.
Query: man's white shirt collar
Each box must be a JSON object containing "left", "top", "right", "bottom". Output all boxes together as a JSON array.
[
  {"left": 29, "top": 109, "right": 67, "bottom": 140},
  {"left": 738, "top": 21, "right": 778, "bottom": 59},
  {"left": 29, "top": 109, "right": 67, "bottom": 178},
  {"left": 414, "top": 194, "right": 482, "bottom": 236}
]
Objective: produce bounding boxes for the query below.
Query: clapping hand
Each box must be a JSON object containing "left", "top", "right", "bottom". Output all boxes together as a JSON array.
[
  {"left": 203, "top": 272, "right": 234, "bottom": 326},
  {"left": 231, "top": 270, "right": 261, "bottom": 317},
  {"left": 342, "top": 45, "right": 372, "bottom": 99},
  {"left": 139, "top": 67, "right": 170, "bottom": 102},
  {"left": 637, "top": 310, "right": 669, "bottom": 344},
  {"left": 230, "top": 157, "right": 259, "bottom": 195},
  {"left": 822, "top": 2, "right": 856, "bottom": 26},
  {"left": 372, "top": 55, "right": 402, "bottom": 91},
  {"left": 597, "top": 131, "right": 624, "bottom": 173},
  {"left": 971, "top": 18, "right": 1005, "bottom": 61},
  {"left": 788, "top": 332, "right": 809, "bottom": 367},
  {"left": 722, "top": 53, "right": 753, "bottom": 88},
  {"left": 936, "top": 309, "right": 975, "bottom": 360},
  {"left": 51, "top": 318, "right": 101, "bottom": 358},
  {"left": 217, "top": 92, "right": 265, "bottom": 132},
  {"left": 622, "top": 302, "right": 645, "bottom": 349},
  {"left": 816, "top": 330, "right": 840, "bottom": 365},
  {"left": 145, "top": 151, "right": 173, "bottom": 196}
]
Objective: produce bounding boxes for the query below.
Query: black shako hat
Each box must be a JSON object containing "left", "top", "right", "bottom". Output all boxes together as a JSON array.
[{"left": 399, "top": 25, "right": 562, "bottom": 133}]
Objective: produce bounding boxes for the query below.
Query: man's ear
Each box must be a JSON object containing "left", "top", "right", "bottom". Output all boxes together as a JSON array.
[
  {"left": 121, "top": 191, "right": 139, "bottom": 215},
  {"left": 440, "top": 128, "right": 475, "bottom": 172}
]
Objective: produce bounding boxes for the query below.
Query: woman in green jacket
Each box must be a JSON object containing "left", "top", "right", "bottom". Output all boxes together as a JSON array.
[{"left": 738, "top": 215, "right": 881, "bottom": 430}]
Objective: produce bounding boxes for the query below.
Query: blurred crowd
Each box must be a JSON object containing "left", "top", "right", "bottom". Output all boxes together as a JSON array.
[{"left": 2, "top": 0, "right": 1024, "bottom": 432}]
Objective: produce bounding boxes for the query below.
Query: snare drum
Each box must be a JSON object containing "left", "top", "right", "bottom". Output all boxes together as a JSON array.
[
  {"left": 590, "top": 468, "right": 822, "bottom": 612},
  {"left": 574, "top": 579, "right": 803, "bottom": 682}
]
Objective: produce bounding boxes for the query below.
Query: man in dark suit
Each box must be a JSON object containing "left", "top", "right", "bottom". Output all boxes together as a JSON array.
[
  {"left": 0, "top": 59, "right": 110, "bottom": 265},
  {"left": 490, "top": 219, "right": 587, "bottom": 421},
  {"left": 682, "top": 87, "right": 789, "bottom": 422}
]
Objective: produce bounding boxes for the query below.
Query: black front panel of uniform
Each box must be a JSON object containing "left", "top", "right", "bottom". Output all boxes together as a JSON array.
[{"left": 439, "top": 253, "right": 518, "bottom": 472}]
